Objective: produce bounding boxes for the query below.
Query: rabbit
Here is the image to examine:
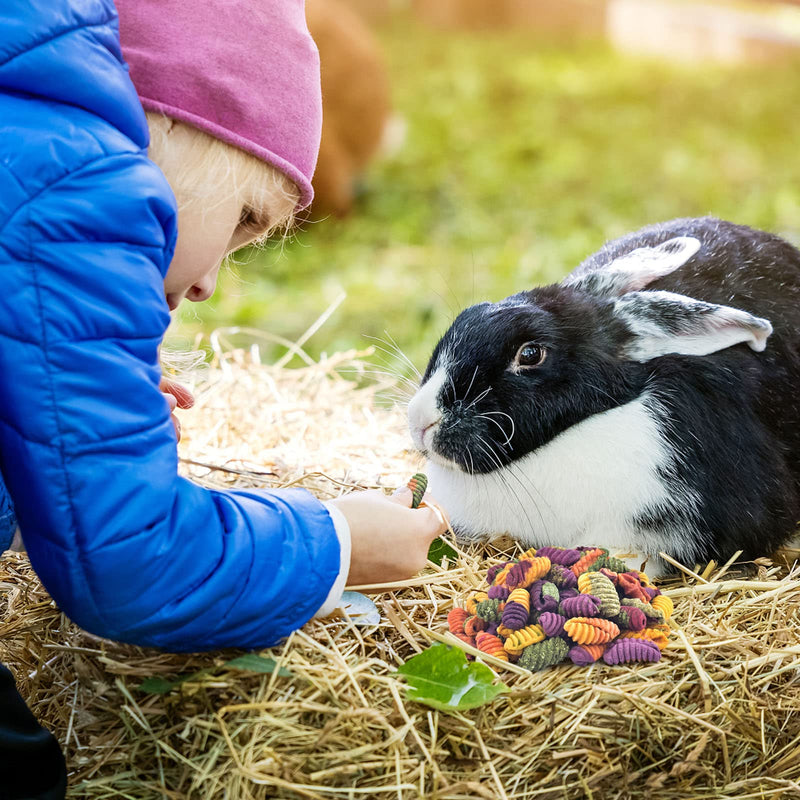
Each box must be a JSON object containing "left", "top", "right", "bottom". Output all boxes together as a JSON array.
[{"left": 407, "top": 217, "right": 800, "bottom": 575}]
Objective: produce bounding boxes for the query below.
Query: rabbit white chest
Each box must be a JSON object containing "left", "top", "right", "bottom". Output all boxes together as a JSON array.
[{"left": 423, "top": 384, "right": 699, "bottom": 571}]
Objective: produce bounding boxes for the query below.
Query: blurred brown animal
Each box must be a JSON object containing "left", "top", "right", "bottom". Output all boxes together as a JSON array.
[
  {"left": 306, "top": 0, "right": 392, "bottom": 217},
  {"left": 411, "top": 0, "right": 606, "bottom": 35}
]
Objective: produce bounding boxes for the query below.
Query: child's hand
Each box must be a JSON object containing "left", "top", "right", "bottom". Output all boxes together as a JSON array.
[
  {"left": 330, "top": 487, "right": 448, "bottom": 586},
  {"left": 159, "top": 377, "right": 194, "bottom": 441}
]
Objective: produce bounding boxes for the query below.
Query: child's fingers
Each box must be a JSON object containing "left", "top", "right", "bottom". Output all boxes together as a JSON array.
[
  {"left": 420, "top": 503, "right": 448, "bottom": 539},
  {"left": 159, "top": 377, "right": 195, "bottom": 409},
  {"left": 389, "top": 486, "right": 413, "bottom": 507},
  {"left": 391, "top": 474, "right": 448, "bottom": 537},
  {"left": 389, "top": 473, "right": 427, "bottom": 509}
]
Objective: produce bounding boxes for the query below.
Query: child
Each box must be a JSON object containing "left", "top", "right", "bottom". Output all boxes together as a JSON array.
[{"left": 0, "top": 1, "right": 445, "bottom": 797}]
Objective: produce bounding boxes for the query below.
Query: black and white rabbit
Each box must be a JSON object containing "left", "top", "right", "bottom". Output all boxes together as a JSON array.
[{"left": 407, "top": 217, "right": 800, "bottom": 574}]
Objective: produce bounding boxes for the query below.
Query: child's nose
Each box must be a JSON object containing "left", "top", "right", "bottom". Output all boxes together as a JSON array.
[{"left": 186, "top": 276, "right": 217, "bottom": 303}]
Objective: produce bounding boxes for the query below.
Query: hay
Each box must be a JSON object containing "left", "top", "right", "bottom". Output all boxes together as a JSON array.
[{"left": 2, "top": 337, "right": 800, "bottom": 800}]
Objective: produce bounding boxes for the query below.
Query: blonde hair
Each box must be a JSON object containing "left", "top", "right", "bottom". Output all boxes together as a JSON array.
[{"left": 146, "top": 112, "right": 299, "bottom": 243}]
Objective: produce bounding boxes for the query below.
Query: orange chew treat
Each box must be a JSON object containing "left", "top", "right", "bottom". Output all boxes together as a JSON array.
[
  {"left": 582, "top": 643, "right": 606, "bottom": 662},
  {"left": 651, "top": 594, "right": 674, "bottom": 622},
  {"left": 519, "top": 557, "right": 552, "bottom": 588},
  {"left": 649, "top": 622, "right": 672, "bottom": 636},
  {"left": 475, "top": 631, "right": 509, "bottom": 661},
  {"left": 569, "top": 643, "right": 606, "bottom": 664},
  {"left": 453, "top": 631, "right": 476, "bottom": 648},
  {"left": 563, "top": 617, "right": 621, "bottom": 645},
  {"left": 492, "top": 563, "right": 515, "bottom": 586},
  {"left": 504, "top": 557, "right": 551, "bottom": 589},
  {"left": 571, "top": 548, "right": 605, "bottom": 577},
  {"left": 619, "top": 628, "right": 670, "bottom": 650},
  {"left": 464, "top": 615, "right": 488, "bottom": 636},
  {"left": 507, "top": 587, "right": 531, "bottom": 610},
  {"left": 447, "top": 607, "right": 469, "bottom": 635}
]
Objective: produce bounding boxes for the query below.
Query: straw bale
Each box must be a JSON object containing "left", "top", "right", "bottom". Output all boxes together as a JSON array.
[{"left": 2, "top": 340, "right": 800, "bottom": 799}]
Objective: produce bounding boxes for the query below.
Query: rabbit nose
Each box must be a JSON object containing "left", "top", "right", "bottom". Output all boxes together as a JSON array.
[
  {"left": 408, "top": 388, "right": 440, "bottom": 449},
  {"left": 414, "top": 420, "right": 441, "bottom": 451},
  {"left": 408, "top": 368, "right": 447, "bottom": 451}
]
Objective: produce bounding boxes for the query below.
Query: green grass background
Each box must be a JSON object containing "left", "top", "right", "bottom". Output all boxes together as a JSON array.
[{"left": 169, "top": 14, "right": 800, "bottom": 374}]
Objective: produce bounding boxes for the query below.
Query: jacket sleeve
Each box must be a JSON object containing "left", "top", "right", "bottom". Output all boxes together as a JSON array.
[
  {"left": 0, "top": 1, "right": 342, "bottom": 652},
  {"left": 0, "top": 150, "right": 343, "bottom": 651}
]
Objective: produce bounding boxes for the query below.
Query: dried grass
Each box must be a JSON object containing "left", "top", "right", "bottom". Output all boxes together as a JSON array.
[{"left": 2, "top": 335, "right": 800, "bottom": 800}]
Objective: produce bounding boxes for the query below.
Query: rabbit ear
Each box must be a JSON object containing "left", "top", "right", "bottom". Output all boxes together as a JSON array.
[
  {"left": 566, "top": 237, "right": 701, "bottom": 298},
  {"left": 614, "top": 290, "right": 773, "bottom": 361}
]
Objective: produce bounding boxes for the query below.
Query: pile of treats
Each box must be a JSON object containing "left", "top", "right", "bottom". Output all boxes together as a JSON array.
[{"left": 447, "top": 546, "right": 674, "bottom": 670}]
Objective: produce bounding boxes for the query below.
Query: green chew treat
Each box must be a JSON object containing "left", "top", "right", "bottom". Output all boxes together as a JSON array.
[
  {"left": 475, "top": 598, "right": 504, "bottom": 623},
  {"left": 518, "top": 637, "right": 570, "bottom": 671},
  {"left": 605, "top": 556, "right": 630, "bottom": 573},
  {"left": 407, "top": 473, "right": 428, "bottom": 509},
  {"left": 621, "top": 597, "right": 665, "bottom": 622}
]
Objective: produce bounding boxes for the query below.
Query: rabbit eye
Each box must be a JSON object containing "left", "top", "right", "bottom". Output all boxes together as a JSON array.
[{"left": 514, "top": 342, "right": 547, "bottom": 369}]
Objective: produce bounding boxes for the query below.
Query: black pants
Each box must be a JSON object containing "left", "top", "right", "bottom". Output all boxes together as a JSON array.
[{"left": 0, "top": 664, "right": 66, "bottom": 800}]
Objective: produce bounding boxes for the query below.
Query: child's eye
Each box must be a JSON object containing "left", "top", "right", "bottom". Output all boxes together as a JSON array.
[{"left": 239, "top": 207, "right": 257, "bottom": 228}]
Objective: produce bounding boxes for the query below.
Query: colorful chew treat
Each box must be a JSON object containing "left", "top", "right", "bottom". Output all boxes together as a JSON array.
[
  {"left": 407, "top": 473, "right": 427, "bottom": 509},
  {"left": 447, "top": 545, "right": 675, "bottom": 671},
  {"left": 577, "top": 572, "right": 621, "bottom": 618},
  {"left": 475, "top": 631, "right": 508, "bottom": 661}
]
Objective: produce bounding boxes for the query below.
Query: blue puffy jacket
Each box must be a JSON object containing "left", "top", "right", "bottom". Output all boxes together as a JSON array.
[{"left": 0, "top": 0, "right": 341, "bottom": 651}]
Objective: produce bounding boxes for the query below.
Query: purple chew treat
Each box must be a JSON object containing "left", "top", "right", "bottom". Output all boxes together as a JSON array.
[
  {"left": 527, "top": 580, "right": 548, "bottom": 608},
  {"left": 505, "top": 560, "right": 532, "bottom": 589},
  {"left": 487, "top": 562, "right": 511, "bottom": 585},
  {"left": 560, "top": 587, "right": 579, "bottom": 600},
  {"left": 501, "top": 600, "right": 529, "bottom": 630},
  {"left": 613, "top": 607, "right": 647, "bottom": 632},
  {"left": 644, "top": 586, "right": 660, "bottom": 599},
  {"left": 548, "top": 563, "right": 578, "bottom": 590},
  {"left": 539, "top": 612, "right": 566, "bottom": 637},
  {"left": 532, "top": 583, "right": 559, "bottom": 614},
  {"left": 569, "top": 644, "right": 604, "bottom": 667},
  {"left": 602, "top": 638, "right": 661, "bottom": 665},
  {"left": 485, "top": 623, "right": 499, "bottom": 637},
  {"left": 536, "top": 546, "right": 582, "bottom": 566},
  {"left": 560, "top": 594, "right": 601, "bottom": 618},
  {"left": 488, "top": 585, "right": 510, "bottom": 601}
]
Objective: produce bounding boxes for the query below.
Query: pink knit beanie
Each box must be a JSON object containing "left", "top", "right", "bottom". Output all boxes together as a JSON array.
[{"left": 116, "top": 0, "right": 322, "bottom": 209}]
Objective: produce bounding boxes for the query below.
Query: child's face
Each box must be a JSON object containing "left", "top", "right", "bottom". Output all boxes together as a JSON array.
[{"left": 163, "top": 194, "right": 264, "bottom": 311}]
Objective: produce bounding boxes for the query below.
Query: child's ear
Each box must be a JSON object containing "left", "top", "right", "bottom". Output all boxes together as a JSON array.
[
  {"left": 566, "top": 237, "right": 701, "bottom": 298},
  {"left": 614, "top": 290, "right": 773, "bottom": 361}
]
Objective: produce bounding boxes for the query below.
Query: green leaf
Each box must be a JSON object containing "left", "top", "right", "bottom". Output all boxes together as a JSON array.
[
  {"left": 224, "top": 653, "right": 293, "bottom": 677},
  {"left": 139, "top": 654, "right": 292, "bottom": 694},
  {"left": 428, "top": 537, "right": 458, "bottom": 565},
  {"left": 396, "top": 643, "right": 509, "bottom": 712},
  {"left": 138, "top": 672, "right": 205, "bottom": 694},
  {"left": 138, "top": 676, "right": 181, "bottom": 695}
]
